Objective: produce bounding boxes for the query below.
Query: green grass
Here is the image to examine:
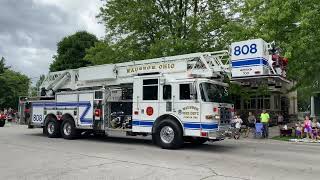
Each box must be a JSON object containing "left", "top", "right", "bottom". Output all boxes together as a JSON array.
[{"left": 271, "top": 136, "right": 298, "bottom": 141}]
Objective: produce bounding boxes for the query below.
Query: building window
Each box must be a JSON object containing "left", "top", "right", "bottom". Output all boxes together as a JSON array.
[
  {"left": 256, "top": 97, "right": 261, "bottom": 109},
  {"left": 264, "top": 98, "right": 270, "bottom": 109},
  {"left": 143, "top": 79, "right": 158, "bottom": 100},
  {"left": 250, "top": 98, "right": 256, "bottom": 109},
  {"left": 244, "top": 95, "right": 270, "bottom": 110},
  {"left": 274, "top": 95, "right": 280, "bottom": 110}
]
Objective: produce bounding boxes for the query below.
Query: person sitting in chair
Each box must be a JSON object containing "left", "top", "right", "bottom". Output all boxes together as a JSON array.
[
  {"left": 312, "top": 118, "right": 319, "bottom": 140},
  {"left": 295, "top": 123, "right": 303, "bottom": 139},
  {"left": 232, "top": 115, "right": 243, "bottom": 139}
]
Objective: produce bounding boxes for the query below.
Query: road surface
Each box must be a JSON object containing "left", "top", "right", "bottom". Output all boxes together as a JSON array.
[{"left": 0, "top": 124, "right": 319, "bottom": 180}]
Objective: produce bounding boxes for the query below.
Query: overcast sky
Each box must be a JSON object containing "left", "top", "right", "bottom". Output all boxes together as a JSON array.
[{"left": 0, "top": 0, "right": 105, "bottom": 83}]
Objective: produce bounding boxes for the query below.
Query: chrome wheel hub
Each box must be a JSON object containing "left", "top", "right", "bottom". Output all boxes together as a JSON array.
[
  {"left": 47, "top": 122, "right": 55, "bottom": 134},
  {"left": 63, "top": 123, "right": 72, "bottom": 136},
  {"left": 160, "top": 126, "right": 175, "bottom": 144}
]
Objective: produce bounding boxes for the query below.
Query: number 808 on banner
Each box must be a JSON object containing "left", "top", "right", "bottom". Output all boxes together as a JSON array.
[
  {"left": 231, "top": 39, "right": 267, "bottom": 60},
  {"left": 233, "top": 44, "right": 257, "bottom": 56}
]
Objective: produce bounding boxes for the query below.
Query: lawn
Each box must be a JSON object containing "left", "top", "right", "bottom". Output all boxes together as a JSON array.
[{"left": 271, "top": 136, "right": 298, "bottom": 141}]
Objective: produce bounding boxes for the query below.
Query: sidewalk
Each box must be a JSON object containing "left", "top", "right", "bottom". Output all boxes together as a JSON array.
[
  {"left": 241, "top": 125, "right": 281, "bottom": 139},
  {"left": 239, "top": 122, "right": 320, "bottom": 144}
]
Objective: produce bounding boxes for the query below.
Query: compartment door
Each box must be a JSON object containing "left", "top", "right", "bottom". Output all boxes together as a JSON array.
[
  {"left": 132, "top": 77, "right": 159, "bottom": 132},
  {"left": 78, "top": 93, "right": 94, "bottom": 126}
]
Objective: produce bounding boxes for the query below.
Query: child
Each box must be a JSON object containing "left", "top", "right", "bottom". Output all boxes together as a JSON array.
[
  {"left": 304, "top": 115, "right": 312, "bottom": 139},
  {"left": 295, "top": 123, "right": 302, "bottom": 139}
]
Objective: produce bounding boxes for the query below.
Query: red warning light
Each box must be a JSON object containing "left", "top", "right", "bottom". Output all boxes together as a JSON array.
[{"left": 146, "top": 107, "right": 154, "bottom": 116}]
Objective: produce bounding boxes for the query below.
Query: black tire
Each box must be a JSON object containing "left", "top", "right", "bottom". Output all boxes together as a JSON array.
[
  {"left": 45, "top": 118, "right": 61, "bottom": 138},
  {"left": 28, "top": 124, "right": 34, "bottom": 129},
  {"left": 42, "top": 127, "right": 47, "bottom": 135},
  {"left": 153, "top": 119, "right": 183, "bottom": 149},
  {"left": 185, "top": 137, "right": 207, "bottom": 145},
  {"left": 0, "top": 120, "right": 5, "bottom": 127},
  {"left": 61, "top": 119, "right": 78, "bottom": 140}
]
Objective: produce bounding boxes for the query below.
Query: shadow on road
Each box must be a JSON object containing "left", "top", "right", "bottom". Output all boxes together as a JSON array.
[{"left": 25, "top": 132, "right": 238, "bottom": 152}]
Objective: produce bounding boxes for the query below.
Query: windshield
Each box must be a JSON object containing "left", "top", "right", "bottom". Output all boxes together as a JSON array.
[{"left": 200, "top": 82, "right": 231, "bottom": 103}]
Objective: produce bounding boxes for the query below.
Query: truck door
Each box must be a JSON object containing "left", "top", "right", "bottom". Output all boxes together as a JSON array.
[
  {"left": 132, "top": 77, "right": 160, "bottom": 132},
  {"left": 174, "top": 82, "right": 201, "bottom": 136},
  {"left": 78, "top": 93, "right": 94, "bottom": 126},
  {"left": 159, "top": 83, "right": 173, "bottom": 114}
]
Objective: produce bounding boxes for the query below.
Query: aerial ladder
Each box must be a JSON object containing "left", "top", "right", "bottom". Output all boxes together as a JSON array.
[
  {"left": 40, "top": 38, "right": 290, "bottom": 97},
  {"left": 40, "top": 50, "right": 231, "bottom": 97}
]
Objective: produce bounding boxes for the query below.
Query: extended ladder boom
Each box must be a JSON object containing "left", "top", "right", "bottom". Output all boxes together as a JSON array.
[
  {"left": 40, "top": 51, "right": 231, "bottom": 97},
  {"left": 40, "top": 38, "right": 290, "bottom": 97}
]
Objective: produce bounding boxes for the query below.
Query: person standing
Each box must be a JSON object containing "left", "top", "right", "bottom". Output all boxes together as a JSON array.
[
  {"left": 245, "top": 112, "right": 256, "bottom": 137},
  {"left": 260, "top": 110, "right": 270, "bottom": 138},
  {"left": 303, "top": 115, "right": 312, "bottom": 139},
  {"left": 277, "top": 113, "right": 284, "bottom": 125}
]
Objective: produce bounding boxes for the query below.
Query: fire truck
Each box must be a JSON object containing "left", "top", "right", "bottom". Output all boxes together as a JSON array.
[{"left": 21, "top": 39, "right": 293, "bottom": 149}]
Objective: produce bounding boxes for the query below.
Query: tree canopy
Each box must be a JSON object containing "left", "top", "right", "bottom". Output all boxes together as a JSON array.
[
  {"left": 30, "top": 75, "right": 45, "bottom": 97},
  {"left": 0, "top": 57, "right": 9, "bottom": 74},
  {"left": 0, "top": 58, "right": 29, "bottom": 109},
  {"left": 85, "top": 0, "right": 231, "bottom": 64},
  {"left": 50, "top": 31, "right": 98, "bottom": 72}
]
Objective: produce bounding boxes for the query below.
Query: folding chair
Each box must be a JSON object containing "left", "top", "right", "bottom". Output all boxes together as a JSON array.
[{"left": 254, "top": 123, "right": 263, "bottom": 138}]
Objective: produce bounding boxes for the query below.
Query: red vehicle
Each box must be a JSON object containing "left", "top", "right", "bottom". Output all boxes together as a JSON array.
[{"left": 0, "top": 113, "right": 6, "bottom": 127}]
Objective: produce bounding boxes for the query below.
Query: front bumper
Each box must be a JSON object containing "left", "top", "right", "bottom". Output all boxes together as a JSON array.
[{"left": 207, "top": 125, "right": 236, "bottom": 140}]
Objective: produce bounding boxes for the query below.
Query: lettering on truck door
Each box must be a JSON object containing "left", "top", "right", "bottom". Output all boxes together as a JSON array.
[{"left": 175, "top": 83, "right": 201, "bottom": 137}]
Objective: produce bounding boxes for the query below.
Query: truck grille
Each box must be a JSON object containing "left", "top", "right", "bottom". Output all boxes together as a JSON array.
[{"left": 219, "top": 107, "right": 232, "bottom": 124}]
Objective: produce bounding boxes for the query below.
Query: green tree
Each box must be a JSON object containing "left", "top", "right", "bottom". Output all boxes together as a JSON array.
[
  {"left": 30, "top": 75, "right": 45, "bottom": 96},
  {"left": 36, "top": 75, "right": 45, "bottom": 90},
  {"left": 0, "top": 57, "right": 9, "bottom": 74},
  {"left": 86, "top": 0, "right": 230, "bottom": 64},
  {"left": 84, "top": 41, "right": 120, "bottom": 65},
  {"left": 0, "top": 59, "right": 30, "bottom": 109},
  {"left": 50, "top": 31, "right": 98, "bottom": 72}
]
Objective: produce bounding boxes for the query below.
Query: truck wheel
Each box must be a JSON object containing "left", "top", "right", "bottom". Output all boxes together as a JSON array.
[
  {"left": 185, "top": 137, "right": 207, "bottom": 145},
  {"left": 28, "top": 124, "right": 34, "bottom": 129},
  {"left": 45, "top": 119, "right": 61, "bottom": 138},
  {"left": 0, "top": 121, "right": 5, "bottom": 127},
  {"left": 42, "top": 127, "right": 47, "bottom": 135},
  {"left": 154, "top": 119, "right": 183, "bottom": 149},
  {"left": 61, "top": 119, "right": 78, "bottom": 140}
]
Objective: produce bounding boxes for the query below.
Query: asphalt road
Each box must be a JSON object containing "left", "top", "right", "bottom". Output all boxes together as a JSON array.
[{"left": 0, "top": 124, "right": 319, "bottom": 180}]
